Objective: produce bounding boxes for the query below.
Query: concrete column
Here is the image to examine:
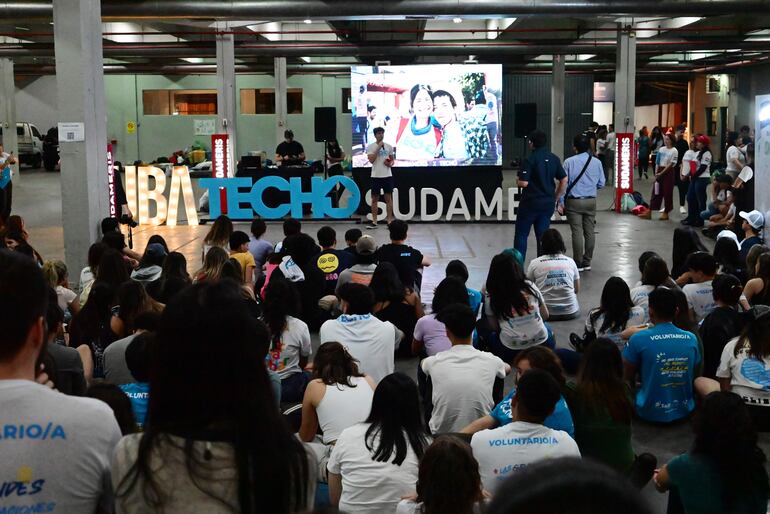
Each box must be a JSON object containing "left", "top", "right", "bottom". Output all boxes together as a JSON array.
[
  {"left": 216, "top": 26, "right": 237, "bottom": 170},
  {"left": 274, "top": 57, "right": 288, "bottom": 144},
  {"left": 54, "top": 0, "right": 108, "bottom": 272},
  {"left": 0, "top": 59, "right": 19, "bottom": 186},
  {"left": 614, "top": 25, "right": 636, "bottom": 135},
  {"left": 550, "top": 54, "right": 566, "bottom": 159}
]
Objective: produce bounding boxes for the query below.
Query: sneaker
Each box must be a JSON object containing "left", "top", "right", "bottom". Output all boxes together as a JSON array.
[
  {"left": 365, "top": 222, "right": 378, "bottom": 229},
  {"left": 660, "top": 212, "right": 669, "bottom": 221},
  {"left": 639, "top": 209, "right": 651, "bottom": 220},
  {"left": 569, "top": 333, "right": 587, "bottom": 352},
  {"left": 679, "top": 206, "right": 687, "bottom": 214},
  {"left": 658, "top": 207, "right": 666, "bottom": 213},
  {"left": 578, "top": 262, "right": 591, "bottom": 271}
]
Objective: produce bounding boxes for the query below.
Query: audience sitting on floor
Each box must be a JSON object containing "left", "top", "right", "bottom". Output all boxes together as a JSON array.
[{"left": 6, "top": 206, "right": 770, "bottom": 514}]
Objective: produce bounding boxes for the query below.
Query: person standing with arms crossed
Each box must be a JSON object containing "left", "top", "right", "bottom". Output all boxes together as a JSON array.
[
  {"left": 558, "top": 134, "right": 605, "bottom": 271},
  {"left": 366, "top": 127, "right": 394, "bottom": 229},
  {"left": 514, "top": 130, "right": 567, "bottom": 261}
]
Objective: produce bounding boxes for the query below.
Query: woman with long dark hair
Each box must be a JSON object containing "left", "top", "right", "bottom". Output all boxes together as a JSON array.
[
  {"left": 262, "top": 278, "right": 311, "bottom": 403},
  {"left": 95, "top": 248, "right": 130, "bottom": 290},
  {"left": 671, "top": 226, "right": 707, "bottom": 279},
  {"left": 201, "top": 214, "right": 233, "bottom": 262},
  {"left": 573, "top": 276, "right": 645, "bottom": 351},
  {"left": 697, "top": 305, "right": 770, "bottom": 431},
  {"left": 714, "top": 236, "right": 746, "bottom": 284},
  {"left": 630, "top": 256, "right": 675, "bottom": 322},
  {"left": 483, "top": 252, "right": 552, "bottom": 362},
  {"left": 370, "top": 262, "right": 424, "bottom": 356},
  {"left": 699, "top": 274, "right": 745, "bottom": 379},
  {"left": 655, "top": 391, "right": 769, "bottom": 513},
  {"left": 112, "top": 281, "right": 313, "bottom": 513},
  {"left": 724, "top": 130, "right": 746, "bottom": 179},
  {"left": 743, "top": 253, "right": 770, "bottom": 306},
  {"left": 155, "top": 251, "right": 191, "bottom": 304},
  {"left": 328, "top": 372, "right": 431, "bottom": 514},
  {"left": 396, "top": 436, "right": 485, "bottom": 514},
  {"left": 326, "top": 138, "right": 346, "bottom": 207},
  {"left": 645, "top": 133, "right": 678, "bottom": 221},
  {"left": 570, "top": 338, "right": 637, "bottom": 473},
  {"left": 69, "top": 281, "right": 118, "bottom": 382},
  {"left": 637, "top": 126, "right": 650, "bottom": 180},
  {"left": 110, "top": 280, "right": 163, "bottom": 340},
  {"left": 683, "top": 134, "right": 714, "bottom": 227}
]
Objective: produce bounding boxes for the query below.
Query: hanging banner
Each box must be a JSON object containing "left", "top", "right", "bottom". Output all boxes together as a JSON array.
[
  {"left": 107, "top": 143, "right": 117, "bottom": 218},
  {"left": 211, "top": 133, "right": 230, "bottom": 214},
  {"left": 615, "top": 133, "right": 634, "bottom": 212}
]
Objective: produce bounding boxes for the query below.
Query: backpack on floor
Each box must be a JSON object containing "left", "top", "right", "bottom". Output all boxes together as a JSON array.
[
  {"left": 620, "top": 193, "right": 637, "bottom": 213},
  {"left": 632, "top": 191, "right": 648, "bottom": 208}
]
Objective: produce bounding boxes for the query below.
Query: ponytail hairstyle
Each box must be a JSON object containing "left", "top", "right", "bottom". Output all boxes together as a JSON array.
[
  {"left": 711, "top": 274, "right": 743, "bottom": 307},
  {"left": 42, "top": 260, "right": 68, "bottom": 288}
]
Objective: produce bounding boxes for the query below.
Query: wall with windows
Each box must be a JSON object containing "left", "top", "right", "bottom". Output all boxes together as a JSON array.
[
  {"left": 690, "top": 73, "right": 737, "bottom": 161},
  {"left": 101, "top": 74, "right": 352, "bottom": 165}
]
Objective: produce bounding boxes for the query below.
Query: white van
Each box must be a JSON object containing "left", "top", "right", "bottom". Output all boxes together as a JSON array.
[{"left": 0, "top": 122, "right": 43, "bottom": 168}]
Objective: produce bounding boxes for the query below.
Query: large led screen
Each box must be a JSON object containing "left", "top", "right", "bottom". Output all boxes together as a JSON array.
[{"left": 351, "top": 64, "right": 503, "bottom": 168}]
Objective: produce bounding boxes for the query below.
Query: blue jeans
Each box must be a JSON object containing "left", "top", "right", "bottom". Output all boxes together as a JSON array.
[
  {"left": 514, "top": 201, "right": 553, "bottom": 261},
  {"left": 700, "top": 203, "right": 719, "bottom": 220},
  {"left": 487, "top": 324, "right": 556, "bottom": 363},
  {"left": 686, "top": 178, "right": 710, "bottom": 225}
]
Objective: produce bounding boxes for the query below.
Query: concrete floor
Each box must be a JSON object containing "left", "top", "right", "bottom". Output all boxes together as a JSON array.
[{"left": 13, "top": 167, "right": 769, "bottom": 513}]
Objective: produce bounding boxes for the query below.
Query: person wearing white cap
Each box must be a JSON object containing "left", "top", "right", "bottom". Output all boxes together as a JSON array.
[
  {"left": 716, "top": 230, "right": 740, "bottom": 249},
  {"left": 739, "top": 210, "right": 765, "bottom": 264}
]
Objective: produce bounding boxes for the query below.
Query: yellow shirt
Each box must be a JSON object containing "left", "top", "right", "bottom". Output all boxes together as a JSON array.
[{"left": 230, "top": 251, "right": 256, "bottom": 283}]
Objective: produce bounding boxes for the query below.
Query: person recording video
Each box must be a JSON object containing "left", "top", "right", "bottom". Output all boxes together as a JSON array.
[{"left": 275, "top": 130, "right": 306, "bottom": 166}]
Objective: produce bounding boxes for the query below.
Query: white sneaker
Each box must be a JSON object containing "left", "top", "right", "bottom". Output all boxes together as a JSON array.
[
  {"left": 679, "top": 206, "right": 687, "bottom": 214},
  {"left": 659, "top": 207, "right": 666, "bottom": 213}
]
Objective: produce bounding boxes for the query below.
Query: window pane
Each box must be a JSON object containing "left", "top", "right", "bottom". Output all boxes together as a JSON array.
[
  {"left": 16, "top": 126, "right": 24, "bottom": 136},
  {"left": 143, "top": 89, "right": 217, "bottom": 115},
  {"left": 241, "top": 88, "right": 275, "bottom": 114},
  {"left": 31, "top": 126, "right": 41, "bottom": 138},
  {"left": 287, "top": 88, "right": 303, "bottom": 114}
]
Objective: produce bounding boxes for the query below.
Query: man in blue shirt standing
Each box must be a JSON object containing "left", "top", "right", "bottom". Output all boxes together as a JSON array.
[
  {"left": 558, "top": 134, "right": 606, "bottom": 271},
  {"left": 514, "top": 130, "right": 567, "bottom": 261},
  {"left": 622, "top": 288, "right": 701, "bottom": 423}
]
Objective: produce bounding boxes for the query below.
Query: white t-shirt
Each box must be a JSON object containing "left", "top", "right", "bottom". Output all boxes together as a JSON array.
[
  {"left": 265, "top": 316, "right": 312, "bottom": 380},
  {"left": 56, "top": 285, "right": 78, "bottom": 312},
  {"left": 397, "top": 500, "right": 486, "bottom": 514},
  {"left": 657, "top": 146, "right": 679, "bottom": 169},
  {"left": 738, "top": 165, "right": 754, "bottom": 183},
  {"left": 366, "top": 142, "right": 394, "bottom": 178},
  {"left": 586, "top": 306, "right": 646, "bottom": 349},
  {"left": 717, "top": 337, "right": 770, "bottom": 407},
  {"left": 319, "top": 314, "right": 397, "bottom": 383},
  {"left": 327, "top": 422, "right": 421, "bottom": 514},
  {"left": 0, "top": 380, "right": 122, "bottom": 513},
  {"left": 681, "top": 149, "right": 698, "bottom": 178},
  {"left": 607, "top": 132, "right": 616, "bottom": 151},
  {"left": 696, "top": 150, "right": 713, "bottom": 178},
  {"left": 421, "top": 345, "right": 507, "bottom": 434},
  {"left": 316, "top": 376, "right": 375, "bottom": 444},
  {"left": 526, "top": 254, "right": 580, "bottom": 316},
  {"left": 725, "top": 145, "right": 746, "bottom": 174},
  {"left": 683, "top": 280, "right": 716, "bottom": 324},
  {"left": 630, "top": 285, "right": 655, "bottom": 322},
  {"left": 470, "top": 421, "right": 580, "bottom": 494},
  {"left": 484, "top": 283, "right": 549, "bottom": 349}
]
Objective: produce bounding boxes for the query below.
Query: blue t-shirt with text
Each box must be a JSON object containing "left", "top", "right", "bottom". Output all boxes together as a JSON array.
[
  {"left": 120, "top": 382, "right": 149, "bottom": 428},
  {"left": 622, "top": 322, "right": 700, "bottom": 423},
  {"left": 490, "top": 387, "right": 574, "bottom": 437}
]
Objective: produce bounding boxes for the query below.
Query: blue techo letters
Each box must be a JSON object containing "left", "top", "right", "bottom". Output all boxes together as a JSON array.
[{"left": 199, "top": 176, "right": 361, "bottom": 219}]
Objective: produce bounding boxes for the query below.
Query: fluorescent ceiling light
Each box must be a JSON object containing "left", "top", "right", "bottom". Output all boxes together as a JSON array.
[
  {"left": 453, "top": 17, "right": 463, "bottom": 24},
  {"left": 304, "top": 19, "right": 312, "bottom": 24},
  {"left": 577, "top": 54, "right": 596, "bottom": 61},
  {"left": 182, "top": 57, "right": 205, "bottom": 64},
  {"left": 14, "top": 26, "right": 29, "bottom": 31}
]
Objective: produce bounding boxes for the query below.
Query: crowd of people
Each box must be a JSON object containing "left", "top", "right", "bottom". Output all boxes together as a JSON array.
[{"left": 2, "top": 186, "right": 770, "bottom": 513}]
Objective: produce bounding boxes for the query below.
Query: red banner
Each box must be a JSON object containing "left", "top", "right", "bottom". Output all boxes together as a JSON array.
[
  {"left": 107, "top": 144, "right": 117, "bottom": 218},
  {"left": 211, "top": 134, "right": 230, "bottom": 214},
  {"left": 615, "top": 133, "right": 634, "bottom": 212}
]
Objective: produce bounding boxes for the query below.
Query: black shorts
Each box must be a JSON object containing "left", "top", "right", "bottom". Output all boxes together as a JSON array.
[{"left": 371, "top": 176, "right": 394, "bottom": 195}]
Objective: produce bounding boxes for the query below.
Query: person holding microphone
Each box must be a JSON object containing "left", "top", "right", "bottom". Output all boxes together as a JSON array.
[{"left": 365, "top": 127, "right": 395, "bottom": 229}]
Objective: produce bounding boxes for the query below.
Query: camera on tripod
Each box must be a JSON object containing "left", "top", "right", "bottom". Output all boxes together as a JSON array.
[{"left": 120, "top": 214, "right": 138, "bottom": 228}]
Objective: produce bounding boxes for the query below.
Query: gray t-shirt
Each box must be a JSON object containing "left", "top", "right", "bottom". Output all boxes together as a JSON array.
[
  {"left": 104, "top": 334, "right": 137, "bottom": 385},
  {"left": 0, "top": 380, "right": 122, "bottom": 513}
]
